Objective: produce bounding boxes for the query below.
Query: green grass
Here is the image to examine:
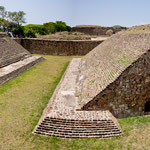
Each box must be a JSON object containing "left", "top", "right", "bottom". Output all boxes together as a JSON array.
[{"left": 0, "top": 55, "right": 150, "bottom": 150}]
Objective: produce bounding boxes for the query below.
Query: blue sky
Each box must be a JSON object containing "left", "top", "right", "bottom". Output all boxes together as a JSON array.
[{"left": 0, "top": 0, "right": 150, "bottom": 27}]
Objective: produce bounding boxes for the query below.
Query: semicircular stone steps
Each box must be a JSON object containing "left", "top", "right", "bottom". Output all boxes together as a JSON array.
[
  {"left": 34, "top": 117, "right": 122, "bottom": 138},
  {"left": 33, "top": 58, "right": 122, "bottom": 138}
]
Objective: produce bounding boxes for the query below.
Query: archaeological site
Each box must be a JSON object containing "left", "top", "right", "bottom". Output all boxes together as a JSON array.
[
  {"left": 1, "top": 1, "right": 150, "bottom": 149},
  {"left": 33, "top": 28, "right": 150, "bottom": 138},
  {"left": 1, "top": 24, "right": 150, "bottom": 139}
]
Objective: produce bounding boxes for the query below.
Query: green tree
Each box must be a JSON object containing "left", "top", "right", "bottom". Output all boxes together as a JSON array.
[
  {"left": 0, "top": 18, "right": 10, "bottom": 31},
  {"left": 11, "top": 24, "right": 25, "bottom": 38},
  {"left": 43, "top": 22, "right": 56, "bottom": 34},
  {"left": 24, "top": 29, "right": 36, "bottom": 38},
  {"left": 24, "top": 24, "right": 48, "bottom": 35},
  {"left": 55, "top": 21, "right": 67, "bottom": 32},
  {"left": 8, "top": 11, "right": 26, "bottom": 25},
  {"left": 0, "top": 6, "right": 7, "bottom": 19},
  {"left": 43, "top": 21, "right": 71, "bottom": 33}
]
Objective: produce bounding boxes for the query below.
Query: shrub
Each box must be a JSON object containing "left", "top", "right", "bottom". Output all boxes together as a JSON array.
[
  {"left": 11, "top": 24, "right": 25, "bottom": 38},
  {"left": 24, "top": 24, "right": 48, "bottom": 35},
  {"left": 106, "top": 29, "right": 113, "bottom": 36},
  {"left": 43, "top": 22, "right": 56, "bottom": 34},
  {"left": 24, "top": 29, "right": 36, "bottom": 38}
]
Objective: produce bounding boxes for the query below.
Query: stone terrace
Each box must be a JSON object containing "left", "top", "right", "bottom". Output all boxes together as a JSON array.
[
  {"left": 33, "top": 58, "right": 122, "bottom": 138},
  {"left": 0, "top": 34, "right": 44, "bottom": 85}
]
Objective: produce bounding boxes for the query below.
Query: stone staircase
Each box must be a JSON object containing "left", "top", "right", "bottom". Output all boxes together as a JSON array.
[
  {"left": 33, "top": 58, "right": 122, "bottom": 138},
  {"left": 34, "top": 117, "right": 121, "bottom": 138}
]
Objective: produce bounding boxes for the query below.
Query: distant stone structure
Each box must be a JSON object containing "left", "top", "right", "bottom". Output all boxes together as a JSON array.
[
  {"left": 0, "top": 32, "right": 44, "bottom": 85},
  {"left": 71, "top": 25, "right": 112, "bottom": 35}
]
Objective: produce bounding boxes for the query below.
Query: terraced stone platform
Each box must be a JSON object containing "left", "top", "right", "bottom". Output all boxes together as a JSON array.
[
  {"left": 0, "top": 56, "right": 44, "bottom": 85},
  {"left": 0, "top": 33, "right": 44, "bottom": 85},
  {"left": 33, "top": 58, "right": 122, "bottom": 138}
]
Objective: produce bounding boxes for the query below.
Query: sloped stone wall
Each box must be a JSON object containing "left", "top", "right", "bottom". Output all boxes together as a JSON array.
[
  {"left": 13, "top": 38, "right": 103, "bottom": 56},
  {"left": 83, "top": 50, "right": 150, "bottom": 118},
  {"left": 0, "top": 37, "right": 31, "bottom": 68}
]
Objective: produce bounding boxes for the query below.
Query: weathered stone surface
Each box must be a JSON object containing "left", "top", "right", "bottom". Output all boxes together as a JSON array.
[
  {"left": 0, "top": 56, "right": 44, "bottom": 85},
  {"left": 0, "top": 32, "right": 9, "bottom": 38},
  {"left": 13, "top": 38, "right": 103, "bottom": 56},
  {"left": 0, "top": 37, "right": 31, "bottom": 68},
  {"left": 0, "top": 33, "right": 44, "bottom": 85},
  {"left": 33, "top": 59, "right": 122, "bottom": 138},
  {"left": 71, "top": 25, "right": 121, "bottom": 35},
  {"left": 77, "top": 32, "right": 150, "bottom": 118}
]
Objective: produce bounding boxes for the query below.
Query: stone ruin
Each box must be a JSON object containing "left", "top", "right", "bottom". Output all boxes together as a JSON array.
[
  {"left": 34, "top": 29, "right": 150, "bottom": 138},
  {"left": 0, "top": 32, "right": 44, "bottom": 85},
  {"left": 77, "top": 31, "right": 150, "bottom": 118},
  {"left": 71, "top": 25, "right": 112, "bottom": 35},
  {"left": 71, "top": 25, "right": 122, "bottom": 35}
]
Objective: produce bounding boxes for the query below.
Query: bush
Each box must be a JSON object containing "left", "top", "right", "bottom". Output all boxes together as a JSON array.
[
  {"left": 24, "top": 24, "right": 48, "bottom": 35},
  {"left": 43, "top": 21, "right": 71, "bottom": 34},
  {"left": 11, "top": 24, "right": 25, "bottom": 38},
  {"left": 43, "top": 22, "right": 56, "bottom": 34},
  {"left": 106, "top": 29, "right": 113, "bottom": 36},
  {"left": 24, "top": 29, "right": 36, "bottom": 38}
]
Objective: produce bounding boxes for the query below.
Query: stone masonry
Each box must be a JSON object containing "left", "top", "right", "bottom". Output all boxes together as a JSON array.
[
  {"left": 77, "top": 32, "right": 150, "bottom": 118},
  {"left": 13, "top": 38, "right": 103, "bottom": 56},
  {"left": 33, "top": 59, "right": 122, "bottom": 138},
  {"left": 0, "top": 33, "right": 44, "bottom": 85}
]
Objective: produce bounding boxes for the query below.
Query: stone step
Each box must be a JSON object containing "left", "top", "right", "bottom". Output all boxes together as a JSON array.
[
  {"left": 34, "top": 117, "right": 122, "bottom": 138},
  {"left": 37, "top": 127, "right": 121, "bottom": 134},
  {"left": 44, "top": 117, "right": 114, "bottom": 123},
  {"left": 43, "top": 119, "right": 115, "bottom": 126},
  {"left": 39, "top": 123, "right": 118, "bottom": 130},
  {"left": 41, "top": 121, "right": 116, "bottom": 128},
  {"left": 34, "top": 130, "right": 121, "bottom": 138}
]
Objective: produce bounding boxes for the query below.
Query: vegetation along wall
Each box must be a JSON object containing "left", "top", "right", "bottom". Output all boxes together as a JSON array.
[{"left": 13, "top": 38, "right": 103, "bottom": 56}]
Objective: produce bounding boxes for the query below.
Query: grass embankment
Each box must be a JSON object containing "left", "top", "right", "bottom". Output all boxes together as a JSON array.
[{"left": 0, "top": 55, "right": 150, "bottom": 150}]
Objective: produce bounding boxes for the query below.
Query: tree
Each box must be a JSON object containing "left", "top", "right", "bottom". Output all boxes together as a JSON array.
[
  {"left": 11, "top": 24, "right": 25, "bottom": 38},
  {"left": 0, "top": 18, "right": 10, "bottom": 31},
  {"left": 43, "top": 22, "right": 56, "bottom": 34},
  {"left": 43, "top": 21, "right": 71, "bottom": 33},
  {"left": 0, "top": 6, "right": 26, "bottom": 37},
  {"left": 24, "top": 29, "right": 36, "bottom": 38},
  {"left": 0, "top": 6, "right": 7, "bottom": 19},
  {"left": 55, "top": 21, "right": 67, "bottom": 32},
  {"left": 24, "top": 24, "right": 48, "bottom": 35},
  {"left": 8, "top": 11, "right": 26, "bottom": 25}
]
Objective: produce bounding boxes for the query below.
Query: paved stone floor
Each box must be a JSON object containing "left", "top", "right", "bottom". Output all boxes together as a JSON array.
[
  {"left": 0, "top": 56, "right": 44, "bottom": 85},
  {"left": 34, "top": 58, "right": 122, "bottom": 138}
]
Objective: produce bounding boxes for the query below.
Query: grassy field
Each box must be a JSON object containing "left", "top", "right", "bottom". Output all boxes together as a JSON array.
[{"left": 0, "top": 55, "right": 150, "bottom": 150}]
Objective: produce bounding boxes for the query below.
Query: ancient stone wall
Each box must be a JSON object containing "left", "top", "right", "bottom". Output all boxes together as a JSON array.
[
  {"left": 71, "top": 26, "right": 112, "bottom": 35},
  {"left": 83, "top": 50, "right": 150, "bottom": 118},
  {"left": 13, "top": 38, "right": 103, "bottom": 56}
]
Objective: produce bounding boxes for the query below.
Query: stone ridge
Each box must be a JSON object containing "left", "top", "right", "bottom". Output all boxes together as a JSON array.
[
  {"left": 77, "top": 32, "right": 150, "bottom": 109},
  {"left": 33, "top": 58, "right": 122, "bottom": 138},
  {"left": 0, "top": 37, "right": 31, "bottom": 68}
]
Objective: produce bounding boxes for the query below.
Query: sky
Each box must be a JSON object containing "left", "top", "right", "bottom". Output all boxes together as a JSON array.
[{"left": 0, "top": 0, "right": 150, "bottom": 27}]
